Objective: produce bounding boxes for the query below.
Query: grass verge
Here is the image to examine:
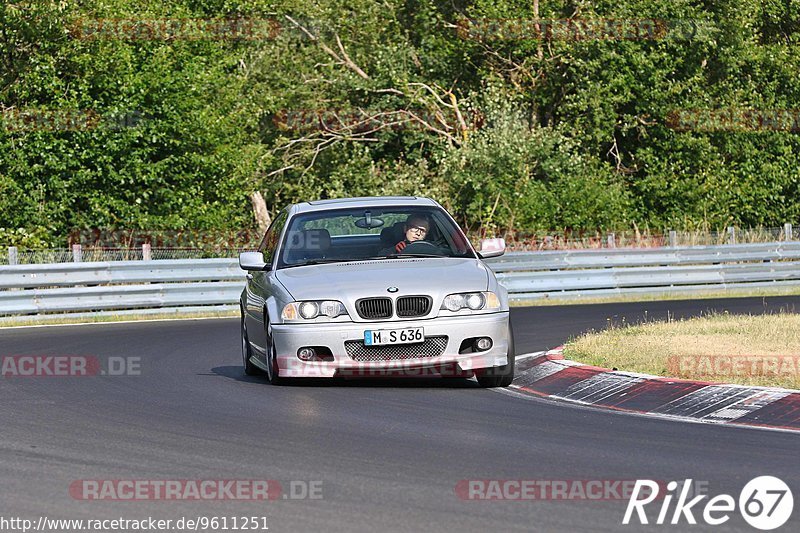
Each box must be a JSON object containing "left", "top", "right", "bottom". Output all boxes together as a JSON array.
[
  {"left": 0, "top": 309, "right": 239, "bottom": 328},
  {"left": 510, "top": 285, "right": 800, "bottom": 306},
  {"left": 563, "top": 312, "right": 800, "bottom": 390}
]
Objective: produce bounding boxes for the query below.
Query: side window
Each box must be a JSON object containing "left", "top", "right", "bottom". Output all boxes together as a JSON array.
[{"left": 258, "top": 210, "right": 289, "bottom": 264}]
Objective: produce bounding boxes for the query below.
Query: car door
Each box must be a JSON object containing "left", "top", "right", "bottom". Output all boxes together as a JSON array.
[{"left": 245, "top": 209, "right": 288, "bottom": 354}]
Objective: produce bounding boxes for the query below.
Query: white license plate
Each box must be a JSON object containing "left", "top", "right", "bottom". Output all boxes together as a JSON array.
[{"left": 364, "top": 327, "right": 424, "bottom": 346}]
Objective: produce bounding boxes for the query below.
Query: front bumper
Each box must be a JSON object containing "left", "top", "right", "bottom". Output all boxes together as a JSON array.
[{"left": 271, "top": 312, "right": 510, "bottom": 378}]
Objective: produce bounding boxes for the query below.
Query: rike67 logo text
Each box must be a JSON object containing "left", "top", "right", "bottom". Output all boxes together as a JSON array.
[{"left": 624, "top": 476, "right": 793, "bottom": 530}]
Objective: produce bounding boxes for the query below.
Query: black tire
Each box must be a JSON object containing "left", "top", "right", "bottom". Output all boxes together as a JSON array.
[
  {"left": 241, "top": 316, "right": 263, "bottom": 376},
  {"left": 476, "top": 321, "right": 515, "bottom": 388},
  {"left": 264, "top": 318, "right": 285, "bottom": 385}
]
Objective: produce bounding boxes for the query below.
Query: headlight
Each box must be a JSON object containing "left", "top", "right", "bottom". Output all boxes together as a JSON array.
[
  {"left": 465, "top": 293, "right": 485, "bottom": 310},
  {"left": 299, "top": 301, "right": 319, "bottom": 319},
  {"left": 282, "top": 300, "right": 348, "bottom": 320},
  {"left": 443, "top": 294, "right": 465, "bottom": 312},
  {"left": 441, "top": 292, "right": 501, "bottom": 312}
]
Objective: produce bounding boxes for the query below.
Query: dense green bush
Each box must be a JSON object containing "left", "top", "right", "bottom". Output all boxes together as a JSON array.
[
  {"left": 438, "top": 95, "right": 631, "bottom": 232},
  {"left": 1, "top": 0, "right": 799, "bottom": 246}
]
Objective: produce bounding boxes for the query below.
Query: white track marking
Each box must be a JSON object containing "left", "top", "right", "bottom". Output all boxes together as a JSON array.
[
  {"left": 702, "top": 389, "right": 791, "bottom": 422},
  {"left": 514, "top": 351, "right": 546, "bottom": 362},
  {"left": 491, "top": 386, "right": 800, "bottom": 435},
  {"left": 560, "top": 372, "right": 645, "bottom": 404}
]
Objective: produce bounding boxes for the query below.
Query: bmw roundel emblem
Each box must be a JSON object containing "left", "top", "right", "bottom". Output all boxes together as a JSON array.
[{"left": 387, "top": 287, "right": 399, "bottom": 293}]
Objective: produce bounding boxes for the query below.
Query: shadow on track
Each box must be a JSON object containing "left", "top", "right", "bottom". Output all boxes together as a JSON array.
[{"left": 208, "top": 365, "right": 480, "bottom": 388}]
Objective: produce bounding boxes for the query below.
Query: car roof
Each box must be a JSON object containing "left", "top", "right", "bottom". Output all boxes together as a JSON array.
[{"left": 290, "top": 196, "right": 440, "bottom": 215}]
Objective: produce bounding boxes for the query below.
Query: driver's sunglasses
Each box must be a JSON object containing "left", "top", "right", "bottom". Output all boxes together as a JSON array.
[{"left": 408, "top": 225, "right": 428, "bottom": 235}]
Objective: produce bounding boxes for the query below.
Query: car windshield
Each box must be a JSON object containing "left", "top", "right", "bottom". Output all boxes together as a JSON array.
[{"left": 277, "top": 206, "right": 475, "bottom": 268}]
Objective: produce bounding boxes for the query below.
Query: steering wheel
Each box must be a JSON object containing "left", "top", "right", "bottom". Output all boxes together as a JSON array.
[{"left": 401, "top": 240, "right": 446, "bottom": 255}]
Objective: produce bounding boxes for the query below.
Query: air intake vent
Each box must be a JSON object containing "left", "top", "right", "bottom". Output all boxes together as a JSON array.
[
  {"left": 345, "top": 336, "right": 448, "bottom": 361},
  {"left": 396, "top": 296, "right": 432, "bottom": 318},
  {"left": 356, "top": 297, "right": 393, "bottom": 319}
]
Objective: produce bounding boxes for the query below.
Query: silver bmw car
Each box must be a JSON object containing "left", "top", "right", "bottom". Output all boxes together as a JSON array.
[{"left": 238, "top": 196, "right": 514, "bottom": 387}]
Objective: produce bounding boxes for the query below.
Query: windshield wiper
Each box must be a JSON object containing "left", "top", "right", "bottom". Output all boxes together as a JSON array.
[
  {"left": 289, "top": 255, "right": 449, "bottom": 267},
  {"left": 382, "top": 253, "right": 446, "bottom": 259},
  {"left": 358, "top": 254, "right": 449, "bottom": 260},
  {"left": 286, "top": 259, "right": 351, "bottom": 267}
]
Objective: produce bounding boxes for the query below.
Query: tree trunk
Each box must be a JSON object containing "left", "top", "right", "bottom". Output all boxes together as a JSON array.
[{"left": 249, "top": 191, "right": 271, "bottom": 234}]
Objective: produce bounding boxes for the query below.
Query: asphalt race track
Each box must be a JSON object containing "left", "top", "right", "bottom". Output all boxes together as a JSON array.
[{"left": 1, "top": 297, "right": 799, "bottom": 532}]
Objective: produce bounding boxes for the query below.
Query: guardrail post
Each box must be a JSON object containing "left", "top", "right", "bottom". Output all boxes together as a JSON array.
[
  {"left": 8, "top": 246, "right": 18, "bottom": 265},
  {"left": 669, "top": 230, "right": 677, "bottom": 247},
  {"left": 727, "top": 226, "right": 736, "bottom": 244},
  {"left": 72, "top": 244, "right": 82, "bottom": 263},
  {"left": 142, "top": 243, "right": 152, "bottom": 261},
  {"left": 607, "top": 233, "right": 616, "bottom": 248},
  {"left": 785, "top": 223, "right": 793, "bottom": 241}
]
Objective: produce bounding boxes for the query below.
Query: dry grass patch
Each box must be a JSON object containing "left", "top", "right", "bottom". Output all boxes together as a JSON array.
[{"left": 563, "top": 313, "right": 800, "bottom": 390}]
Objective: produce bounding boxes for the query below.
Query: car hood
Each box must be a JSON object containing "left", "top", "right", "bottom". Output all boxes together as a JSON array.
[{"left": 275, "top": 258, "right": 490, "bottom": 303}]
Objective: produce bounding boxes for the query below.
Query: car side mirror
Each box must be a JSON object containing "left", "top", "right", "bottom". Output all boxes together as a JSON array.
[
  {"left": 239, "top": 251, "right": 270, "bottom": 271},
  {"left": 479, "top": 238, "right": 506, "bottom": 258}
]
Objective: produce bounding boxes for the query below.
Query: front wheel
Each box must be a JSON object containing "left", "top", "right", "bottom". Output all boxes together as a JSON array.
[
  {"left": 265, "top": 322, "right": 284, "bottom": 385},
  {"left": 476, "top": 322, "right": 515, "bottom": 388},
  {"left": 241, "top": 317, "right": 263, "bottom": 376}
]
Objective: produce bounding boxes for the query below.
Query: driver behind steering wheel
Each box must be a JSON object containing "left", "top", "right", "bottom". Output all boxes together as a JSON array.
[{"left": 381, "top": 214, "right": 430, "bottom": 255}]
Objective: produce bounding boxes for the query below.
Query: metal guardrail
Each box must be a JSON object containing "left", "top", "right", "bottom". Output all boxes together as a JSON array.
[
  {"left": 486, "top": 242, "right": 800, "bottom": 301},
  {"left": 0, "top": 259, "right": 246, "bottom": 318},
  {"left": 487, "top": 242, "right": 800, "bottom": 270},
  {"left": 0, "top": 259, "right": 245, "bottom": 289},
  {"left": 1, "top": 242, "right": 800, "bottom": 317}
]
